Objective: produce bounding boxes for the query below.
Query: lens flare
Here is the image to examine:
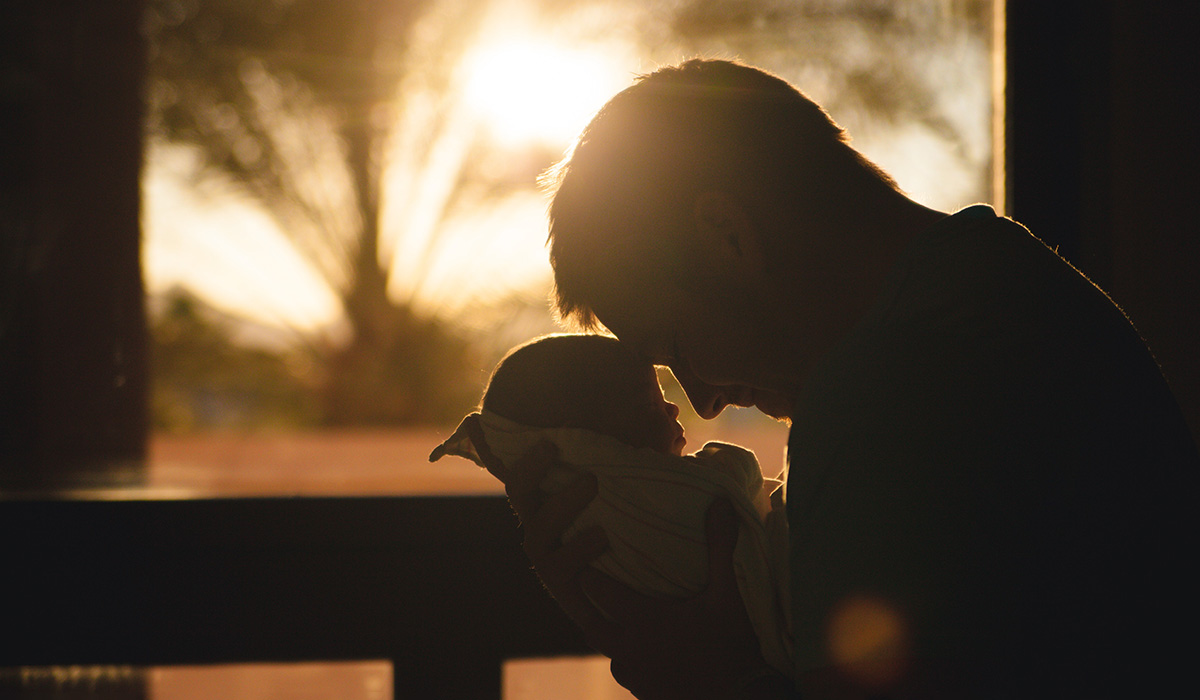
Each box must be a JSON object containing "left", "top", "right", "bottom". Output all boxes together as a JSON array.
[{"left": 826, "top": 594, "right": 911, "bottom": 690}]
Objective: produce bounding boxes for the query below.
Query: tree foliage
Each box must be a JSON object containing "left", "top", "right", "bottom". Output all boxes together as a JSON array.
[
  {"left": 150, "top": 288, "right": 321, "bottom": 432},
  {"left": 144, "top": 0, "right": 488, "bottom": 426},
  {"left": 142, "top": 0, "right": 993, "bottom": 429}
]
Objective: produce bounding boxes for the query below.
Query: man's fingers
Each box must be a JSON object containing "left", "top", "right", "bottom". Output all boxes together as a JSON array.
[
  {"left": 563, "top": 591, "right": 623, "bottom": 657},
  {"left": 504, "top": 441, "right": 557, "bottom": 516},
  {"left": 580, "top": 567, "right": 671, "bottom": 627},
  {"left": 535, "top": 526, "right": 608, "bottom": 586},
  {"left": 703, "top": 498, "right": 740, "bottom": 598},
  {"left": 579, "top": 500, "right": 740, "bottom": 624},
  {"left": 521, "top": 473, "right": 598, "bottom": 558},
  {"left": 483, "top": 440, "right": 636, "bottom": 663},
  {"left": 551, "top": 581, "right": 623, "bottom": 656},
  {"left": 529, "top": 528, "right": 623, "bottom": 654}
]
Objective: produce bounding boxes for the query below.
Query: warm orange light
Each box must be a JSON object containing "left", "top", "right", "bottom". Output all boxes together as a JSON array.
[
  {"left": 462, "top": 38, "right": 625, "bottom": 147},
  {"left": 826, "top": 594, "right": 911, "bottom": 690}
]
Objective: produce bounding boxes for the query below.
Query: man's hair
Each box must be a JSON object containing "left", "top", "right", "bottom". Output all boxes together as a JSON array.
[
  {"left": 542, "top": 58, "right": 897, "bottom": 331},
  {"left": 482, "top": 333, "right": 647, "bottom": 429}
]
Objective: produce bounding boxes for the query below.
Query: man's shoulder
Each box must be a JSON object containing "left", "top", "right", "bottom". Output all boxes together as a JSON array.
[{"left": 790, "top": 200, "right": 1182, "bottom": 459}]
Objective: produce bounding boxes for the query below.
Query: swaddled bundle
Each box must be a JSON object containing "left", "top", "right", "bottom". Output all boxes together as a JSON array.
[{"left": 431, "top": 410, "right": 793, "bottom": 677}]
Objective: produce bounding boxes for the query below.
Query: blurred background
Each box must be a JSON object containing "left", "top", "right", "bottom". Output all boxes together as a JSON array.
[{"left": 136, "top": 0, "right": 995, "bottom": 495}]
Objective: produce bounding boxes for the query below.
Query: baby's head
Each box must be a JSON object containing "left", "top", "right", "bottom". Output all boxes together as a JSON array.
[{"left": 482, "top": 334, "right": 687, "bottom": 456}]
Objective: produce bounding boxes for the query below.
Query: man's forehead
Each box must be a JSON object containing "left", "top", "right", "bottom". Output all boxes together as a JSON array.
[
  {"left": 589, "top": 269, "right": 683, "bottom": 328},
  {"left": 591, "top": 307, "right": 654, "bottom": 354},
  {"left": 593, "top": 292, "right": 687, "bottom": 368}
]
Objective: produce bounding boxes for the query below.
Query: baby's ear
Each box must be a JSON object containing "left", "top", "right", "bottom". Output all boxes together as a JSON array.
[{"left": 692, "top": 190, "right": 765, "bottom": 273}]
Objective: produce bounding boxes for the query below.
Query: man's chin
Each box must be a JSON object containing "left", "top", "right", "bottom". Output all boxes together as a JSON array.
[
  {"left": 714, "top": 386, "right": 795, "bottom": 421},
  {"left": 752, "top": 391, "right": 795, "bottom": 422}
]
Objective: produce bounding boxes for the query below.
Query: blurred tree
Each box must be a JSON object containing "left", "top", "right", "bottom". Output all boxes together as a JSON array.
[
  {"left": 658, "top": 0, "right": 994, "bottom": 207},
  {"left": 144, "top": 0, "right": 488, "bottom": 425},
  {"left": 142, "top": 0, "right": 993, "bottom": 429},
  {"left": 150, "top": 288, "right": 321, "bottom": 432}
]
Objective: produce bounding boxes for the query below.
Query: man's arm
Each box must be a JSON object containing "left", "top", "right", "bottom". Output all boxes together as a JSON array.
[
  {"left": 489, "top": 442, "right": 798, "bottom": 699},
  {"left": 583, "top": 499, "right": 797, "bottom": 700}
]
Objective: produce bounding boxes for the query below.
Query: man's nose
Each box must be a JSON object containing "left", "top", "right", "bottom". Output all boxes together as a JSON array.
[
  {"left": 668, "top": 363, "right": 727, "bottom": 419},
  {"left": 666, "top": 401, "right": 680, "bottom": 419}
]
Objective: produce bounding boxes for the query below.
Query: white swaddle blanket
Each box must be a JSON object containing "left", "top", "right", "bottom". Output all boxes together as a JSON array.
[{"left": 430, "top": 410, "right": 793, "bottom": 678}]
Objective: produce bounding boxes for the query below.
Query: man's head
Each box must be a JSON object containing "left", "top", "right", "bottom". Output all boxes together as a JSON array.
[
  {"left": 544, "top": 58, "right": 896, "bottom": 331},
  {"left": 482, "top": 334, "right": 687, "bottom": 456},
  {"left": 542, "top": 59, "right": 902, "bottom": 420}
]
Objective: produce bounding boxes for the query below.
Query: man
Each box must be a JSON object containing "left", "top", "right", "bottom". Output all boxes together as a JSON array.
[{"left": 483, "top": 59, "right": 1199, "bottom": 699}]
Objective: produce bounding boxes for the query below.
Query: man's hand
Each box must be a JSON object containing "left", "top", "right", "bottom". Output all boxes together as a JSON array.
[
  {"left": 583, "top": 499, "right": 792, "bottom": 699},
  {"left": 470, "top": 428, "right": 793, "bottom": 699},
  {"left": 470, "top": 433, "right": 615, "bottom": 633}
]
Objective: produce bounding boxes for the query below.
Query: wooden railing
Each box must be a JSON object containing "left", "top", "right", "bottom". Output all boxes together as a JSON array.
[{"left": 1, "top": 496, "right": 591, "bottom": 698}]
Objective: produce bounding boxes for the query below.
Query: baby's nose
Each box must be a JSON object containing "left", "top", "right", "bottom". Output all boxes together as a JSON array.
[{"left": 666, "top": 401, "right": 680, "bottom": 419}]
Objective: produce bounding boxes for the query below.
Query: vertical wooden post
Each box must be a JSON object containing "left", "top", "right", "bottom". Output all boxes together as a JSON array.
[{"left": 0, "top": 0, "right": 148, "bottom": 488}]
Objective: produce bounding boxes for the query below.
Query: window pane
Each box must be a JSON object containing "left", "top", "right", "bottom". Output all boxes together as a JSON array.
[{"left": 142, "top": 0, "right": 994, "bottom": 496}]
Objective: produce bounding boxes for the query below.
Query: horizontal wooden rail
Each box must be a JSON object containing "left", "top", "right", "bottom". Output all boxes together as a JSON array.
[{"left": 0, "top": 496, "right": 591, "bottom": 698}]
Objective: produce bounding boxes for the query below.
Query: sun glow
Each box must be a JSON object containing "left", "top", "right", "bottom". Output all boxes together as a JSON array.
[
  {"left": 382, "top": 31, "right": 633, "bottom": 315},
  {"left": 462, "top": 38, "right": 627, "bottom": 147},
  {"left": 143, "top": 0, "right": 994, "bottom": 343}
]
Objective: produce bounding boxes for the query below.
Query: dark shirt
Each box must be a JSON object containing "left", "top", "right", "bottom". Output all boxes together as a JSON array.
[{"left": 786, "top": 205, "right": 1199, "bottom": 697}]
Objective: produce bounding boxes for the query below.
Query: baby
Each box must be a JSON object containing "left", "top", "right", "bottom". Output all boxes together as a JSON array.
[{"left": 430, "top": 333, "right": 792, "bottom": 677}]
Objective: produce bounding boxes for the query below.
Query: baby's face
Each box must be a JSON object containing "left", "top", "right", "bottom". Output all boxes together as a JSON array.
[{"left": 598, "top": 366, "right": 687, "bottom": 456}]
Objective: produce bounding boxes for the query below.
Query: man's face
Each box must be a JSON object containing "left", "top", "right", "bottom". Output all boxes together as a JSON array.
[{"left": 592, "top": 278, "right": 800, "bottom": 422}]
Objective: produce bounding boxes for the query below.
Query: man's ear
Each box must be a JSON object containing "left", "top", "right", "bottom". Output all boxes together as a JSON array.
[{"left": 692, "top": 190, "right": 764, "bottom": 271}]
